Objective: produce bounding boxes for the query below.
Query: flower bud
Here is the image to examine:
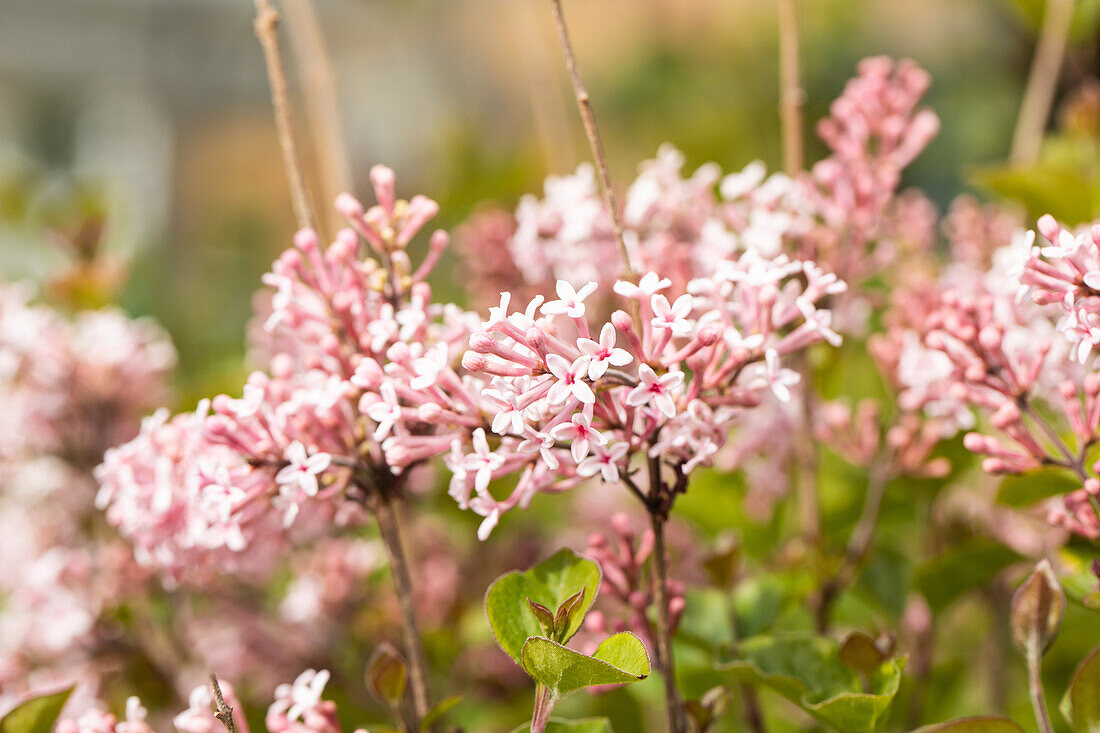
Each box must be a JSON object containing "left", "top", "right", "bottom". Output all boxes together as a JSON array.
[{"left": 1011, "top": 559, "right": 1064, "bottom": 659}]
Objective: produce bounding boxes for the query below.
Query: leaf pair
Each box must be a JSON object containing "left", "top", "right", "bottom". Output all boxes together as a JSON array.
[{"left": 485, "top": 548, "right": 650, "bottom": 729}]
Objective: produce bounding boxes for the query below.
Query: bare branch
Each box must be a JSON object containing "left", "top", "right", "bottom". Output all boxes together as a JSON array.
[
  {"left": 254, "top": 0, "right": 318, "bottom": 231},
  {"left": 209, "top": 674, "right": 238, "bottom": 733},
  {"left": 546, "top": 0, "right": 635, "bottom": 283}
]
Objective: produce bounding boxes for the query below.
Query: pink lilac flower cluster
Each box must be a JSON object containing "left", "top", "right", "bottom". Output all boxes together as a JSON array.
[
  {"left": 0, "top": 281, "right": 175, "bottom": 702},
  {"left": 584, "top": 513, "right": 685, "bottom": 654},
  {"left": 880, "top": 212, "right": 1100, "bottom": 539},
  {"left": 96, "top": 166, "right": 476, "bottom": 576},
  {"left": 447, "top": 250, "right": 844, "bottom": 537},
  {"left": 1020, "top": 215, "right": 1100, "bottom": 362}
]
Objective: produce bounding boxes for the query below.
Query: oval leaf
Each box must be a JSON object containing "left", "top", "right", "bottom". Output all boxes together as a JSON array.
[
  {"left": 719, "top": 633, "right": 905, "bottom": 733},
  {"left": 1062, "top": 644, "right": 1100, "bottom": 733},
  {"left": 486, "top": 548, "right": 601, "bottom": 664},
  {"left": 0, "top": 687, "right": 74, "bottom": 733},
  {"left": 520, "top": 632, "right": 650, "bottom": 697},
  {"left": 912, "top": 716, "right": 1026, "bottom": 733}
]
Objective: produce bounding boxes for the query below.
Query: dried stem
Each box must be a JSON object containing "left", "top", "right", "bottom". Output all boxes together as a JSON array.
[
  {"left": 254, "top": 0, "right": 318, "bottom": 231},
  {"left": 546, "top": 0, "right": 635, "bottom": 283},
  {"left": 777, "top": 0, "right": 804, "bottom": 175},
  {"left": 814, "top": 456, "right": 891, "bottom": 632},
  {"left": 374, "top": 493, "right": 433, "bottom": 723},
  {"left": 209, "top": 675, "right": 238, "bottom": 733},
  {"left": 1010, "top": 0, "right": 1074, "bottom": 166},
  {"left": 650, "top": 508, "right": 687, "bottom": 733},
  {"left": 282, "top": 0, "right": 353, "bottom": 237}
]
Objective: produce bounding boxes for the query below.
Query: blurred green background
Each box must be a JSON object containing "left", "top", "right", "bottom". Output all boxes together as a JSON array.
[{"left": 0, "top": 0, "right": 1083, "bottom": 398}]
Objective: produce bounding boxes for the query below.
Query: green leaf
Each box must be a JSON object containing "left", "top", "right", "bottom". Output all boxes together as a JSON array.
[
  {"left": 914, "top": 539, "right": 1020, "bottom": 614},
  {"left": 521, "top": 633, "right": 650, "bottom": 696},
  {"left": 1061, "top": 644, "right": 1100, "bottom": 733},
  {"left": 912, "top": 716, "right": 1026, "bottom": 733},
  {"left": 510, "top": 718, "right": 614, "bottom": 733},
  {"left": 486, "top": 548, "right": 601, "bottom": 664},
  {"left": 971, "top": 163, "right": 1100, "bottom": 225},
  {"left": 719, "top": 633, "right": 905, "bottom": 733},
  {"left": 419, "top": 695, "right": 462, "bottom": 732},
  {"left": 997, "top": 470, "right": 1080, "bottom": 507},
  {"left": 367, "top": 644, "right": 408, "bottom": 706},
  {"left": 0, "top": 687, "right": 74, "bottom": 733}
]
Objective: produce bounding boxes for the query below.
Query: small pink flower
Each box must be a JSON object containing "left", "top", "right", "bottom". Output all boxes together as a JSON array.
[
  {"left": 614, "top": 271, "right": 671, "bottom": 299},
  {"left": 275, "top": 442, "right": 331, "bottom": 497},
  {"left": 576, "top": 442, "right": 629, "bottom": 482},
  {"left": 550, "top": 410, "right": 608, "bottom": 462},
  {"left": 482, "top": 387, "right": 526, "bottom": 435},
  {"left": 541, "top": 280, "right": 598, "bottom": 318},
  {"left": 464, "top": 429, "right": 504, "bottom": 493},
  {"left": 577, "top": 323, "right": 633, "bottom": 379},
  {"left": 545, "top": 354, "right": 595, "bottom": 404},
  {"left": 366, "top": 382, "right": 402, "bottom": 440},
  {"left": 754, "top": 349, "right": 800, "bottom": 403},
  {"left": 627, "top": 364, "right": 684, "bottom": 418},
  {"left": 651, "top": 294, "right": 694, "bottom": 337}
]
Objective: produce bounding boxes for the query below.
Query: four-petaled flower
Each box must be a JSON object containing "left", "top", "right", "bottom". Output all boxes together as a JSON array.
[
  {"left": 273, "top": 668, "right": 330, "bottom": 723},
  {"left": 755, "top": 349, "right": 800, "bottom": 403},
  {"left": 464, "top": 429, "right": 505, "bottom": 492},
  {"left": 577, "top": 323, "right": 632, "bottom": 379},
  {"left": 614, "top": 271, "right": 671, "bottom": 299},
  {"left": 482, "top": 387, "right": 526, "bottom": 435},
  {"left": 626, "top": 364, "right": 684, "bottom": 418},
  {"left": 550, "top": 410, "right": 608, "bottom": 462},
  {"left": 576, "top": 442, "right": 629, "bottom": 483},
  {"left": 545, "top": 354, "right": 595, "bottom": 404},
  {"left": 541, "top": 280, "right": 598, "bottom": 318},
  {"left": 366, "top": 382, "right": 402, "bottom": 440},
  {"left": 275, "top": 441, "right": 332, "bottom": 497},
  {"left": 651, "top": 294, "right": 694, "bottom": 337}
]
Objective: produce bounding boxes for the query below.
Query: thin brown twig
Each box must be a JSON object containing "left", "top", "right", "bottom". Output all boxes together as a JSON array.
[
  {"left": 282, "top": 0, "right": 353, "bottom": 236},
  {"left": 777, "top": 0, "right": 804, "bottom": 175},
  {"left": 209, "top": 674, "right": 238, "bottom": 733},
  {"left": 1010, "top": 0, "right": 1074, "bottom": 166},
  {"left": 644, "top": 455, "right": 687, "bottom": 733},
  {"left": 546, "top": 0, "right": 635, "bottom": 284},
  {"left": 254, "top": 0, "right": 318, "bottom": 232},
  {"left": 373, "top": 492, "right": 433, "bottom": 723}
]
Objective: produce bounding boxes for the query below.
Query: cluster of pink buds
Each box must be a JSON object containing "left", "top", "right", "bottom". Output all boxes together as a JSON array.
[
  {"left": 1021, "top": 215, "right": 1100, "bottom": 362},
  {"left": 447, "top": 250, "right": 844, "bottom": 537},
  {"left": 584, "top": 513, "right": 685, "bottom": 651},
  {"left": 807, "top": 56, "right": 940, "bottom": 257},
  {"left": 892, "top": 211, "right": 1100, "bottom": 539},
  {"left": 815, "top": 399, "right": 950, "bottom": 479}
]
